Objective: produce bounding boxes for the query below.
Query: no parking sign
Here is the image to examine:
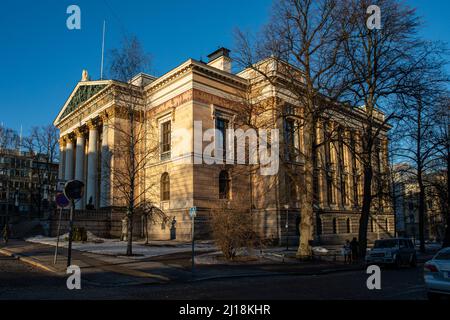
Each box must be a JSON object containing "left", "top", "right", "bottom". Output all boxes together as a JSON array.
[{"left": 55, "top": 192, "right": 70, "bottom": 209}]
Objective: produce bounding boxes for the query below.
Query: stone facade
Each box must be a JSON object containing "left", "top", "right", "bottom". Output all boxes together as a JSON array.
[{"left": 53, "top": 50, "right": 394, "bottom": 244}]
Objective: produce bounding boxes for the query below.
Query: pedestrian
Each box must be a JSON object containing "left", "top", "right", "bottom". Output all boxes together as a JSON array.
[
  {"left": 2, "top": 224, "right": 9, "bottom": 244},
  {"left": 342, "top": 240, "right": 351, "bottom": 264},
  {"left": 350, "top": 237, "right": 359, "bottom": 263},
  {"left": 120, "top": 215, "right": 128, "bottom": 241}
]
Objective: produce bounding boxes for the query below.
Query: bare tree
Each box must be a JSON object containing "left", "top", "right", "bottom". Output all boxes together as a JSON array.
[
  {"left": 22, "top": 125, "right": 59, "bottom": 217},
  {"left": 393, "top": 51, "right": 448, "bottom": 251},
  {"left": 107, "top": 36, "right": 160, "bottom": 256},
  {"left": 337, "top": 0, "right": 435, "bottom": 258},
  {"left": 136, "top": 202, "right": 169, "bottom": 245},
  {"left": 432, "top": 95, "right": 450, "bottom": 247},
  {"left": 235, "top": 0, "right": 347, "bottom": 258}
]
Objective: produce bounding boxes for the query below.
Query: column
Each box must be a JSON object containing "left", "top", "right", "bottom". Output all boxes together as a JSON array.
[
  {"left": 299, "top": 107, "right": 305, "bottom": 161},
  {"left": 86, "top": 119, "right": 99, "bottom": 209},
  {"left": 329, "top": 123, "right": 340, "bottom": 208},
  {"left": 100, "top": 113, "right": 111, "bottom": 208},
  {"left": 354, "top": 131, "right": 364, "bottom": 206},
  {"left": 64, "top": 135, "right": 75, "bottom": 181},
  {"left": 381, "top": 138, "right": 391, "bottom": 213},
  {"left": 74, "top": 128, "right": 86, "bottom": 209},
  {"left": 58, "top": 137, "right": 66, "bottom": 181},
  {"left": 343, "top": 129, "right": 353, "bottom": 209},
  {"left": 316, "top": 120, "right": 327, "bottom": 207}
]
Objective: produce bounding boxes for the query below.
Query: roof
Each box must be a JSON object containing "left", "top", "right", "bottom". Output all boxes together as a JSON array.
[{"left": 53, "top": 80, "right": 111, "bottom": 126}]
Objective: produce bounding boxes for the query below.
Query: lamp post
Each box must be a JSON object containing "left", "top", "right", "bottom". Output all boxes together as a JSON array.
[
  {"left": 410, "top": 215, "right": 416, "bottom": 244},
  {"left": 189, "top": 206, "right": 197, "bottom": 272},
  {"left": 284, "top": 204, "right": 289, "bottom": 251},
  {"left": 4, "top": 181, "right": 10, "bottom": 244}
]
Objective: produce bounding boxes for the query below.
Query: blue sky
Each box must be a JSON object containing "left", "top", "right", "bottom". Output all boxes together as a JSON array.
[{"left": 0, "top": 0, "right": 448, "bottom": 134}]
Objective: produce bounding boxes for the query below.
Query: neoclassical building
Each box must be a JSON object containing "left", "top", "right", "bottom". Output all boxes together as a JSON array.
[{"left": 54, "top": 48, "right": 394, "bottom": 244}]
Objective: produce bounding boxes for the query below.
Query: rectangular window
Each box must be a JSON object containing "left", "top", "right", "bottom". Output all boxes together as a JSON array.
[
  {"left": 284, "top": 118, "right": 296, "bottom": 161},
  {"left": 161, "top": 121, "right": 171, "bottom": 161},
  {"left": 326, "top": 172, "right": 333, "bottom": 204},
  {"left": 216, "top": 118, "right": 229, "bottom": 159},
  {"left": 313, "top": 169, "right": 319, "bottom": 204}
]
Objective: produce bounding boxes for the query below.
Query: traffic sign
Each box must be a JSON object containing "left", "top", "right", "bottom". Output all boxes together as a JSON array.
[
  {"left": 56, "top": 192, "right": 70, "bottom": 209},
  {"left": 189, "top": 206, "right": 197, "bottom": 272},
  {"left": 64, "top": 180, "right": 85, "bottom": 201},
  {"left": 189, "top": 206, "right": 197, "bottom": 218}
]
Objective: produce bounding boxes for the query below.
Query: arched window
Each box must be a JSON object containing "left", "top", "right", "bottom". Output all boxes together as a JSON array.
[
  {"left": 385, "top": 218, "right": 389, "bottom": 232},
  {"left": 219, "top": 170, "right": 230, "bottom": 199},
  {"left": 332, "top": 218, "right": 337, "bottom": 234},
  {"left": 161, "top": 173, "right": 170, "bottom": 201},
  {"left": 370, "top": 218, "right": 375, "bottom": 233},
  {"left": 346, "top": 218, "right": 351, "bottom": 234}
]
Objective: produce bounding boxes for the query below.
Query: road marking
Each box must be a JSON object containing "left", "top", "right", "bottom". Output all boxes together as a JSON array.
[{"left": 385, "top": 285, "right": 426, "bottom": 298}]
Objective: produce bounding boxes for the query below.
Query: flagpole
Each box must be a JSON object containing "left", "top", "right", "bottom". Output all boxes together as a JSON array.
[{"left": 100, "top": 20, "right": 106, "bottom": 80}]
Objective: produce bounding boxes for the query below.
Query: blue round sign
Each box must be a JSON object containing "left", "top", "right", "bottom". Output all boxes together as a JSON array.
[{"left": 56, "top": 192, "right": 70, "bottom": 208}]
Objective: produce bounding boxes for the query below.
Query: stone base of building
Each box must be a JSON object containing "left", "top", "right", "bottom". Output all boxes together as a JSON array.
[{"left": 47, "top": 207, "right": 396, "bottom": 247}]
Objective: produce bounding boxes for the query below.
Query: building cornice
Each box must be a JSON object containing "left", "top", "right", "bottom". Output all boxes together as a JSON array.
[{"left": 143, "top": 59, "right": 248, "bottom": 98}]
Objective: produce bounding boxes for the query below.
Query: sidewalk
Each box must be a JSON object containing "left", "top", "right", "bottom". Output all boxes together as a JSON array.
[
  {"left": 0, "top": 240, "right": 172, "bottom": 287},
  {"left": 0, "top": 240, "right": 365, "bottom": 287},
  {"left": 25, "top": 235, "right": 216, "bottom": 259}
]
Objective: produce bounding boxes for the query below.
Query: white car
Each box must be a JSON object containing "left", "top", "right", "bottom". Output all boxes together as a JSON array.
[{"left": 424, "top": 247, "right": 450, "bottom": 300}]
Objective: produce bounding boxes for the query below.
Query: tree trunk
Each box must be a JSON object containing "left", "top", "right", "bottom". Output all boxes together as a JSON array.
[
  {"left": 442, "top": 149, "right": 450, "bottom": 248},
  {"left": 418, "top": 170, "right": 426, "bottom": 253},
  {"left": 359, "top": 164, "right": 373, "bottom": 260},
  {"left": 443, "top": 216, "right": 450, "bottom": 248},
  {"left": 126, "top": 104, "right": 136, "bottom": 256},
  {"left": 296, "top": 115, "right": 315, "bottom": 259},
  {"left": 126, "top": 209, "right": 133, "bottom": 256},
  {"left": 145, "top": 215, "right": 149, "bottom": 245}
]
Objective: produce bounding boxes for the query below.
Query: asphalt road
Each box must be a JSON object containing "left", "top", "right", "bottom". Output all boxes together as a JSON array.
[{"left": 0, "top": 255, "right": 428, "bottom": 300}]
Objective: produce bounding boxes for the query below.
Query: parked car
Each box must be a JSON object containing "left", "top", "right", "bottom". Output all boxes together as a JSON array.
[
  {"left": 365, "top": 238, "right": 416, "bottom": 268},
  {"left": 424, "top": 247, "right": 450, "bottom": 300}
]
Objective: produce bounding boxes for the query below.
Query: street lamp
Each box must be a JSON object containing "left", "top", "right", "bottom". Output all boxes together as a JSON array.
[
  {"left": 410, "top": 215, "right": 416, "bottom": 244},
  {"left": 284, "top": 204, "right": 289, "bottom": 251}
]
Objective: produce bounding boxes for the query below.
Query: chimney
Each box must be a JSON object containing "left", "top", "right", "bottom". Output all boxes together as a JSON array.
[{"left": 207, "top": 47, "right": 232, "bottom": 73}]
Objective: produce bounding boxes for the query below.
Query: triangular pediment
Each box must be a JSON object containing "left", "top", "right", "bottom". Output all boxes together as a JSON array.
[{"left": 54, "top": 80, "right": 111, "bottom": 125}]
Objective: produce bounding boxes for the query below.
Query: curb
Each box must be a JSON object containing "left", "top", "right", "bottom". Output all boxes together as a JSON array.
[
  {"left": 189, "top": 266, "right": 363, "bottom": 283},
  {"left": 0, "top": 248, "right": 59, "bottom": 274}
]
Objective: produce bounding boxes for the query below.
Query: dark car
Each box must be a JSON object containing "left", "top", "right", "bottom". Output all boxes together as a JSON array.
[{"left": 365, "top": 238, "right": 417, "bottom": 268}]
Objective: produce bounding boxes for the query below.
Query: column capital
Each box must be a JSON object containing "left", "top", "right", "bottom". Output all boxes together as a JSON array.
[
  {"left": 343, "top": 128, "right": 352, "bottom": 141},
  {"left": 66, "top": 132, "right": 76, "bottom": 143},
  {"left": 98, "top": 110, "right": 111, "bottom": 123},
  {"left": 87, "top": 118, "right": 101, "bottom": 130},
  {"left": 74, "top": 126, "right": 87, "bottom": 138},
  {"left": 329, "top": 121, "right": 338, "bottom": 131},
  {"left": 59, "top": 136, "right": 67, "bottom": 147},
  {"left": 316, "top": 119, "right": 324, "bottom": 129}
]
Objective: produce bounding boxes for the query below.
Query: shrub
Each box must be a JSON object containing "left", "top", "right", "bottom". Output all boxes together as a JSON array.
[
  {"left": 210, "top": 201, "right": 258, "bottom": 260},
  {"left": 72, "top": 227, "right": 88, "bottom": 242}
]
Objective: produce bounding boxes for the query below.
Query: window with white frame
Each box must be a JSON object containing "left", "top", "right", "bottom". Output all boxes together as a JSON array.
[{"left": 160, "top": 120, "right": 171, "bottom": 161}]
